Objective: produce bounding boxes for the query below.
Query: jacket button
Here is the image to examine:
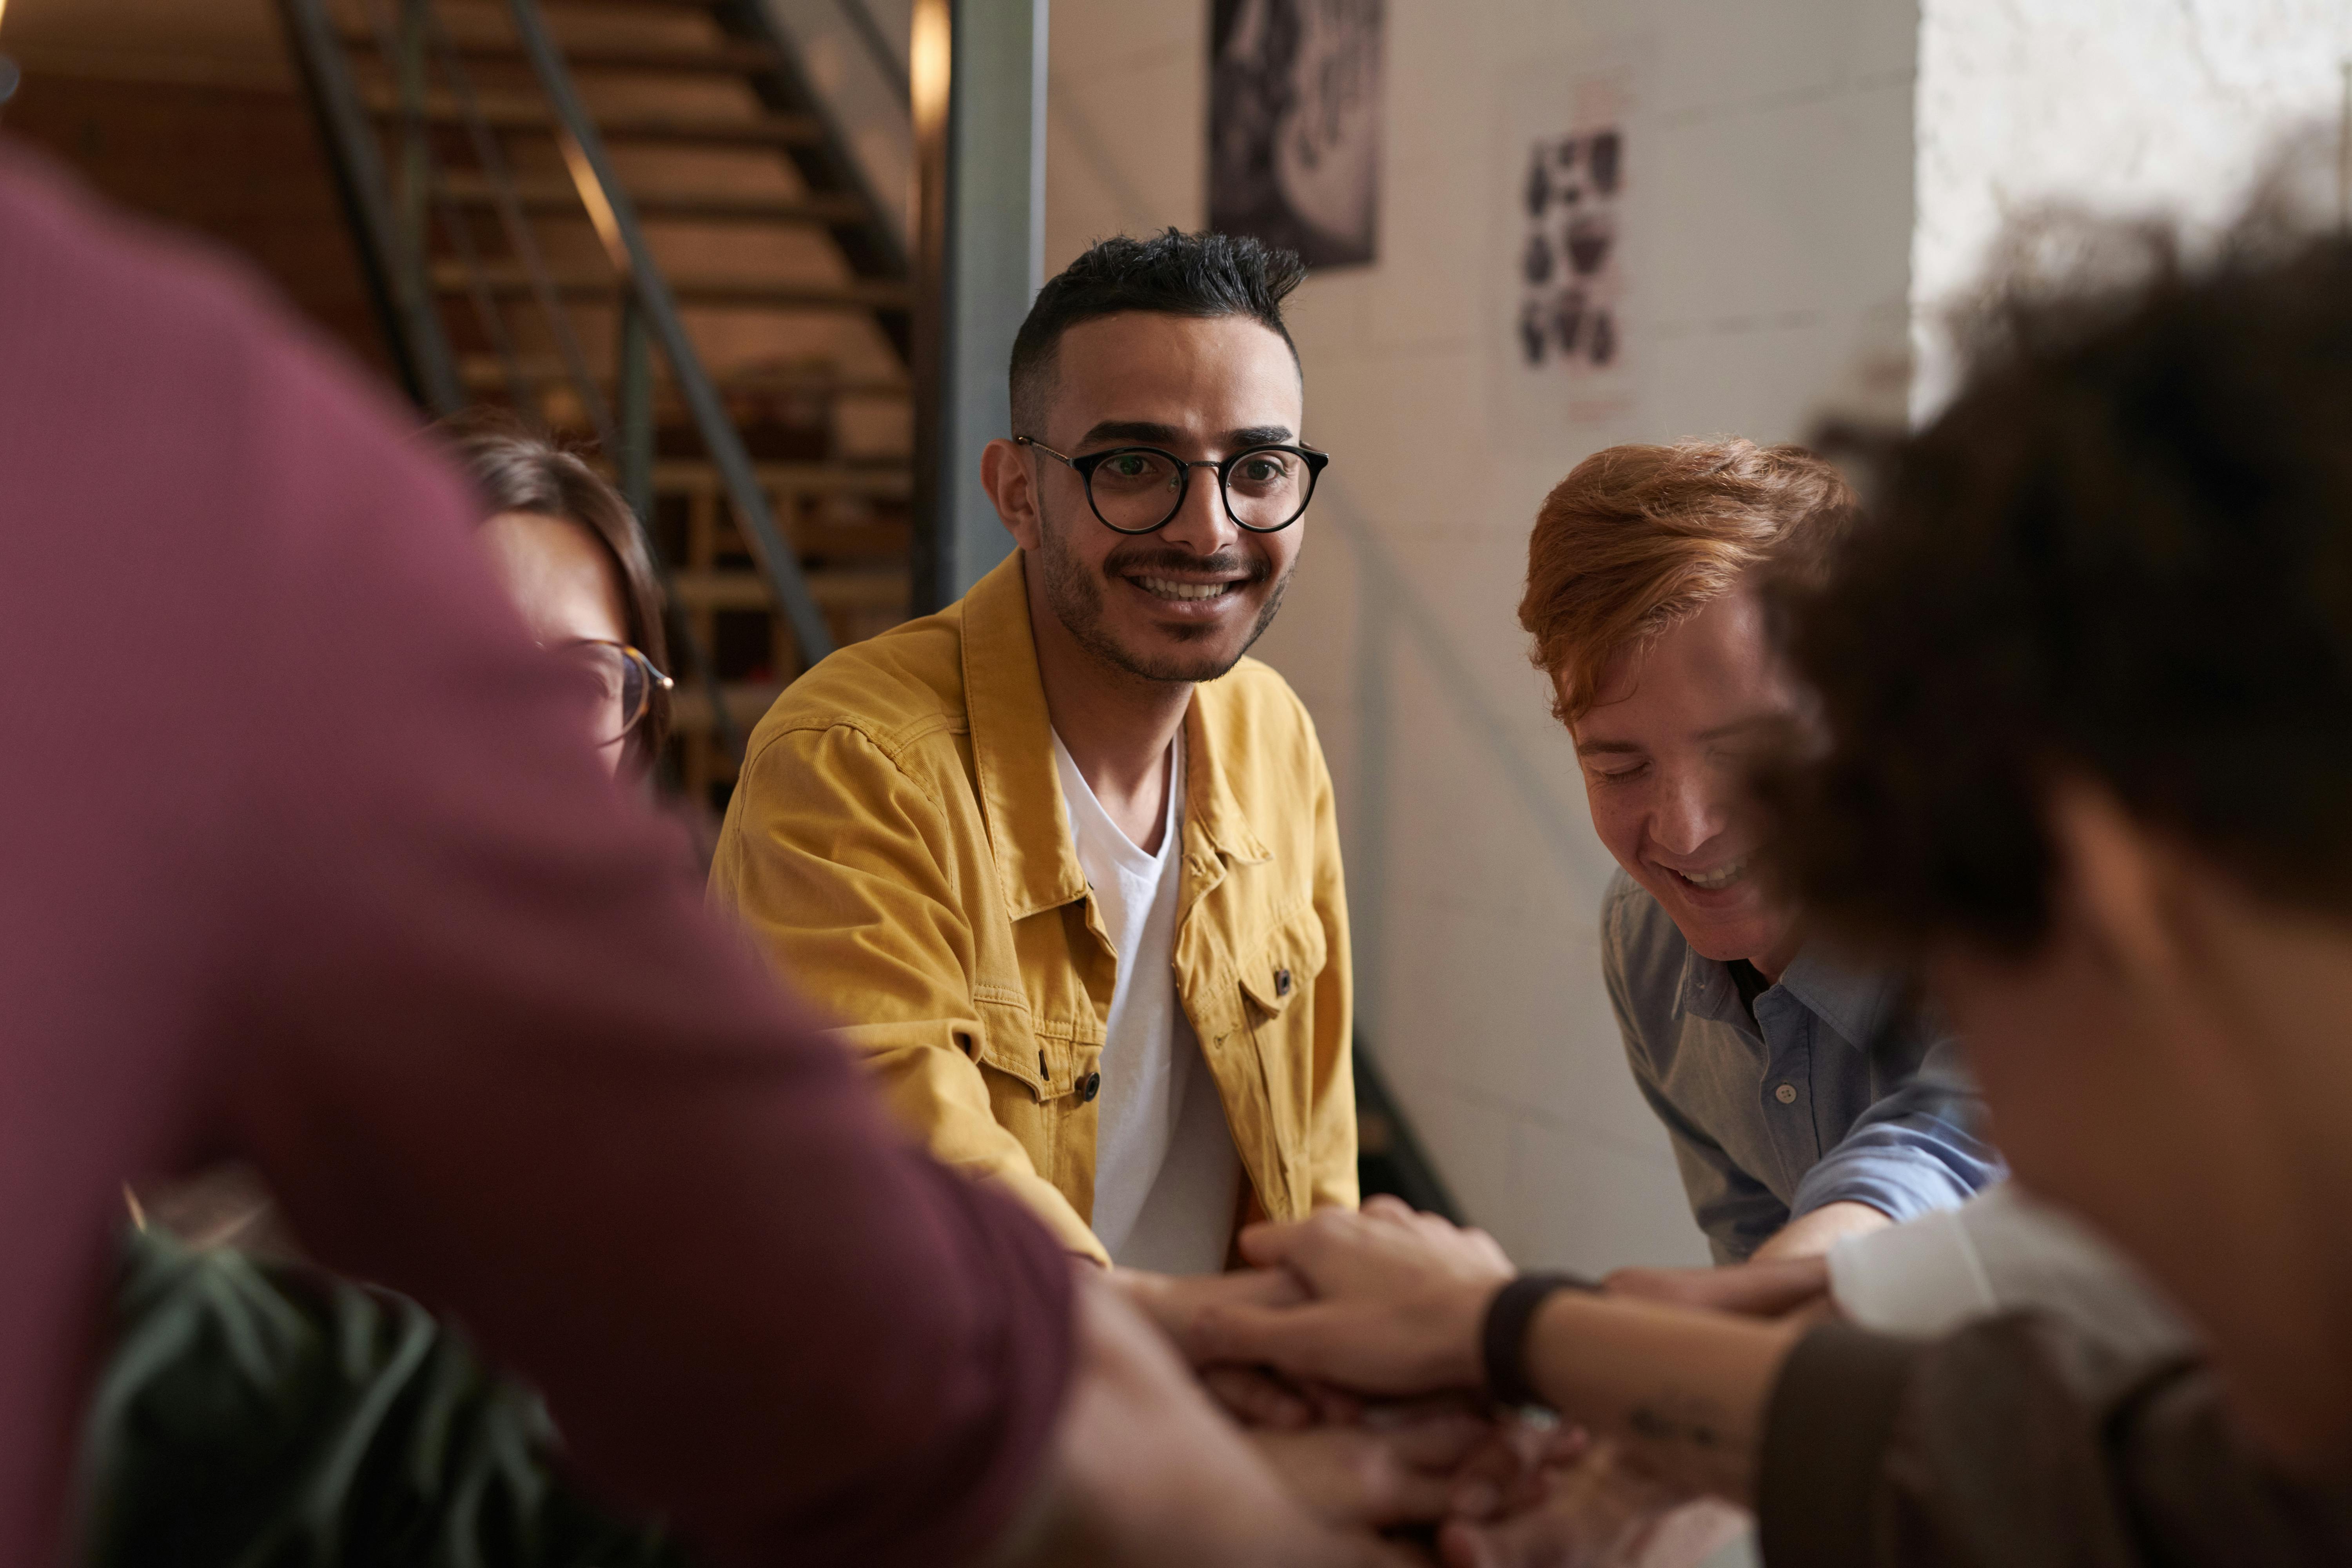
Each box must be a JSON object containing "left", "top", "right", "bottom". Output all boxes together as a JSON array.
[
  {"left": 1274, "top": 968, "right": 1292, "bottom": 997},
  {"left": 1774, "top": 1083, "right": 1798, "bottom": 1104},
  {"left": 1080, "top": 1071, "right": 1102, "bottom": 1103}
]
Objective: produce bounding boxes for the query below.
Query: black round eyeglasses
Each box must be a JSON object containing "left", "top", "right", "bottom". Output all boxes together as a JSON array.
[{"left": 1013, "top": 436, "right": 1331, "bottom": 535}]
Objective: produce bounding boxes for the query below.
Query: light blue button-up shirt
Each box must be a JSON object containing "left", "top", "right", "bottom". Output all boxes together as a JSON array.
[{"left": 1601, "top": 869, "right": 2004, "bottom": 1262}]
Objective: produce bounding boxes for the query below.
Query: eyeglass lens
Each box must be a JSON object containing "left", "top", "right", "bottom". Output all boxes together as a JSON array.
[
  {"left": 551, "top": 642, "right": 653, "bottom": 745},
  {"left": 1086, "top": 447, "right": 1313, "bottom": 534}
]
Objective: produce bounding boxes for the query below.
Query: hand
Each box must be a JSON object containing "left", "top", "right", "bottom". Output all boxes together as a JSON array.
[
  {"left": 1201, "top": 1365, "right": 1368, "bottom": 1430},
  {"left": 1250, "top": 1401, "right": 1496, "bottom": 1529},
  {"left": 1110, "top": 1265, "right": 1308, "bottom": 1365},
  {"left": 1602, "top": 1256, "right": 1829, "bottom": 1320},
  {"left": 1193, "top": 1198, "right": 1515, "bottom": 1397},
  {"left": 1436, "top": 1444, "right": 1741, "bottom": 1568},
  {"left": 990, "top": 1268, "right": 1421, "bottom": 1567}
]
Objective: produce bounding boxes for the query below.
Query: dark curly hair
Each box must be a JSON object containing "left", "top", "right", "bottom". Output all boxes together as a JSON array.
[
  {"left": 1010, "top": 228, "right": 1307, "bottom": 436},
  {"left": 1769, "top": 203, "right": 2352, "bottom": 959}
]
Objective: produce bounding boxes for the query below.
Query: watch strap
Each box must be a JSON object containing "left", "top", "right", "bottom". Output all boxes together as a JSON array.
[{"left": 1481, "top": 1271, "right": 1598, "bottom": 1410}]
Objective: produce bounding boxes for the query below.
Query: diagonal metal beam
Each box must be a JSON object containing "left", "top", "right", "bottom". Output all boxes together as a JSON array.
[
  {"left": 275, "top": 0, "right": 463, "bottom": 415},
  {"left": 501, "top": 0, "right": 835, "bottom": 667}
]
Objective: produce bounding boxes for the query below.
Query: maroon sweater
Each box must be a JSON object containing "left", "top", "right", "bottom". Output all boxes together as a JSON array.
[{"left": 0, "top": 142, "right": 1071, "bottom": 1567}]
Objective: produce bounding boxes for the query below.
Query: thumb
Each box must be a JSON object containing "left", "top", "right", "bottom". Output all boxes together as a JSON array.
[{"left": 1236, "top": 1217, "right": 1317, "bottom": 1272}]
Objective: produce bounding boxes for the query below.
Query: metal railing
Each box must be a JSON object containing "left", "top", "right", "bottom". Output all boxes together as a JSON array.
[
  {"left": 502, "top": 0, "right": 835, "bottom": 666},
  {"left": 276, "top": 0, "right": 841, "bottom": 751}
]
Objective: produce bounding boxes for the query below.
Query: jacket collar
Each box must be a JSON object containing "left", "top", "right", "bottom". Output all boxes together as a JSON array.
[
  {"left": 1182, "top": 675, "right": 1271, "bottom": 869},
  {"left": 962, "top": 553, "right": 1088, "bottom": 922},
  {"left": 960, "top": 552, "right": 1270, "bottom": 920}
]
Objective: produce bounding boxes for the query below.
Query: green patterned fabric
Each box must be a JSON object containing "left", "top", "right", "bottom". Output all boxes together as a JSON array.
[{"left": 81, "top": 1228, "right": 694, "bottom": 1568}]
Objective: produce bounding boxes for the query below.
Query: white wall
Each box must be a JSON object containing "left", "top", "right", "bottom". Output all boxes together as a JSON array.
[
  {"left": 1914, "top": 0, "right": 2352, "bottom": 417},
  {"left": 1049, "top": 0, "right": 1918, "bottom": 1272}
]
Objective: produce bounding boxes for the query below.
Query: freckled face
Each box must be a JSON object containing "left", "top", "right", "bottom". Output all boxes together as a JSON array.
[{"left": 1568, "top": 591, "right": 1799, "bottom": 967}]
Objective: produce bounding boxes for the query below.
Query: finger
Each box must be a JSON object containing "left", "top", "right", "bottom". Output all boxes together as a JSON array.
[
  {"left": 1443, "top": 1475, "right": 1643, "bottom": 1568},
  {"left": 1236, "top": 1217, "right": 1321, "bottom": 1271},
  {"left": 1194, "top": 1299, "right": 1359, "bottom": 1384},
  {"left": 1365, "top": 1408, "right": 1494, "bottom": 1469},
  {"left": 1200, "top": 1299, "right": 1461, "bottom": 1397},
  {"left": 1305, "top": 1381, "right": 1366, "bottom": 1426},
  {"left": 1201, "top": 1364, "right": 1315, "bottom": 1430},
  {"left": 1362, "top": 1193, "right": 1421, "bottom": 1222}
]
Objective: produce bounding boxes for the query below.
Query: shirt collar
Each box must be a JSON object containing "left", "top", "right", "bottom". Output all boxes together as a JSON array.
[{"left": 1674, "top": 932, "right": 1899, "bottom": 1048}]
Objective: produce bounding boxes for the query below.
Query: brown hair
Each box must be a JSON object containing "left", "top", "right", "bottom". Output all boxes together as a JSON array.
[
  {"left": 1517, "top": 437, "right": 1855, "bottom": 724},
  {"left": 436, "top": 411, "right": 673, "bottom": 772}
]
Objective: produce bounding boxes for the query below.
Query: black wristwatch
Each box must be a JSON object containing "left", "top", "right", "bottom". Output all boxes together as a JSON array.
[{"left": 1480, "top": 1272, "right": 1598, "bottom": 1410}]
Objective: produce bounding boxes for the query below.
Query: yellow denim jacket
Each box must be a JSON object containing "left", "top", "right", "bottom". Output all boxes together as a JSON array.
[{"left": 710, "top": 552, "right": 1356, "bottom": 1261}]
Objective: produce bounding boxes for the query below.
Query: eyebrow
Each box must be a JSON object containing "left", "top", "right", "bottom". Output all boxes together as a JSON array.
[
  {"left": 1076, "top": 420, "right": 1298, "bottom": 450},
  {"left": 1574, "top": 717, "right": 1779, "bottom": 757}
]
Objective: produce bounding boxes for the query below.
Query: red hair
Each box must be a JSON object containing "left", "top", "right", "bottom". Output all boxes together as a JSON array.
[{"left": 1518, "top": 437, "right": 1855, "bottom": 724}]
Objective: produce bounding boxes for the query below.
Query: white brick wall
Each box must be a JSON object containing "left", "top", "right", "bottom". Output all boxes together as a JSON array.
[
  {"left": 1048, "top": 0, "right": 1917, "bottom": 1272},
  {"left": 1915, "top": 0, "right": 2352, "bottom": 417}
]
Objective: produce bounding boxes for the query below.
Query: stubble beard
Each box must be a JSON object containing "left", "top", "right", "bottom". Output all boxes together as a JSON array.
[{"left": 1034, "top": 503, "right": 1294, "bottom": 684}]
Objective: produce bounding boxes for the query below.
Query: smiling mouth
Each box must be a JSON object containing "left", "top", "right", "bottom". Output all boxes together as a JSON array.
[
  {"left": 1668, "top": 855, "right": 1749, "bottom": 893},
  {"left": 1131, "top": 575, "right": 1244, "bottom": 603}
]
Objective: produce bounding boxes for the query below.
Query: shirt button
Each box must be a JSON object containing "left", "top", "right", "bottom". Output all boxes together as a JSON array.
[
  {"left": 1081, "top": 1071, "right": 1102, "bottom": 1103},
  {"left": 1774, "top": 1083, "right": 1798, "bottom": 1105}
]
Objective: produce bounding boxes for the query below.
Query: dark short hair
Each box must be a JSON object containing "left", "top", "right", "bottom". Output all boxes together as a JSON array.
[
  {"left": 435, "top": 411, "right": 673, "bottom": 774},
  {"left": 1010, "top": 228, "right": 1308, "bottom": 435},
  {"left": 1769, "top": 210, "right": 2352, "bottom": 958}
]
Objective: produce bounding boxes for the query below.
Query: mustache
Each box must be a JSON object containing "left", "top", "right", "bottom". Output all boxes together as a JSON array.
[{"left": 1099, "top": 543, "right": 1270, "bottom": 582}]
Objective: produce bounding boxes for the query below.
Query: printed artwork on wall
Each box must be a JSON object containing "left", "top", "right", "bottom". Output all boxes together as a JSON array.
[
  {"left": 1489, "top": 54, "right": 1643, "bottom": 443},
  {"left": 1516, "top": 124, "right": 1624, "bottom": 375},
  {"left": 1209, "top": 0, "right": 1384, "bottom": 268}
]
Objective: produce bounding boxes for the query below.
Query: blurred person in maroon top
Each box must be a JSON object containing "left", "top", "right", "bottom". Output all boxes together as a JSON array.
[{"left": 0, "top": 142, "right": 1401, "bottom": 1568}]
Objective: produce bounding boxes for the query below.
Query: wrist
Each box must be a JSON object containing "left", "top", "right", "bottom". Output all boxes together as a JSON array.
[{"left": 1480, "top": 1271, "right": 1600, "bottom": 1409}]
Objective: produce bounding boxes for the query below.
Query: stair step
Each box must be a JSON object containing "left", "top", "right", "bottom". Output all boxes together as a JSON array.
[
  {"left": 460, "top": 354, "right": 908, "bottom": 399},
  {"left": 672, "top": 567, "right": 908, "bottom": 612},
  {"left": 429, "top": 261, "right": 911, "bottom": 311},
  {"left": 431, "top": 172, "right": 868, "bottom": 226},
  {"left": 443, "top": 0, "right": 722, "bottom": 12},
  {"left": 365, "top": 88, "right": 822, "bottom": 148},
  {"left": 652, "top": 459, "right": 912, "bottom": 498},
  {"left": 343, "top": 30, "right": 782, "bottom": 77}
]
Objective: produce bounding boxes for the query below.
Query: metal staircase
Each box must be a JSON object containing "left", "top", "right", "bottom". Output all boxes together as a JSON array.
[{"left": 278, "top": 0, "right": 914, "bottom": 811}]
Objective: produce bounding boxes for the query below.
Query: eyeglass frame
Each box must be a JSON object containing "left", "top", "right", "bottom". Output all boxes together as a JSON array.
[
  {"left": 541, "top": 637, "right": 675, "bottom": 746},
  {"left": 1012, "top": 435, "right": 1332, "bottom": 535}
]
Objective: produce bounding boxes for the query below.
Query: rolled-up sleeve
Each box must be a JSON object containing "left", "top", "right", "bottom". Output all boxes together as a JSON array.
[{"left": 1789, "top": 1034, "right": 2005, "bottom": 1225}]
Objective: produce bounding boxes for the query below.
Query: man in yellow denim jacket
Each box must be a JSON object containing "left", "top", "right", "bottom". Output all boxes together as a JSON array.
[{"left": 711, "top": 231, "right": 1355, "bottom": 1266}]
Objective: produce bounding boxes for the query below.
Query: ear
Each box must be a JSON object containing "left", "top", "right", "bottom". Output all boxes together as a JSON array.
[
  {"left": 981, "top": 437, "right": 1045, "bottom": 552},
  {"left": 2044, "top": 775, "right": 2183, "bottom": 984}
]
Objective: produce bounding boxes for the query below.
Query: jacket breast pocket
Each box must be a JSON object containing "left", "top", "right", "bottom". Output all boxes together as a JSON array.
[{"left": 1235, "top": 904, "right": 1328, "bottom": 1210}]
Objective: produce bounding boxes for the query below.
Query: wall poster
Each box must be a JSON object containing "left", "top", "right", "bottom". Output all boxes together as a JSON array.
[
  {"left": 1490, "top": 51, "right": 1646, "bottom": 442},
  {"left": 1209, "top": 0, "right": 1384, "bottom": 268}
]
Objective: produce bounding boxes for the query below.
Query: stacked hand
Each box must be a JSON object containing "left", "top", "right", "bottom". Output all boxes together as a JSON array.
[{"left": 1117, "top": 1199, "right": 1751, "bottom": 1566}]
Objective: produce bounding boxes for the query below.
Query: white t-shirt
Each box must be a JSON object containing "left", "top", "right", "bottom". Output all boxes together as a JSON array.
[{"left": 1051, "top": 729, "right": 1243, "bottom": 1274}]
